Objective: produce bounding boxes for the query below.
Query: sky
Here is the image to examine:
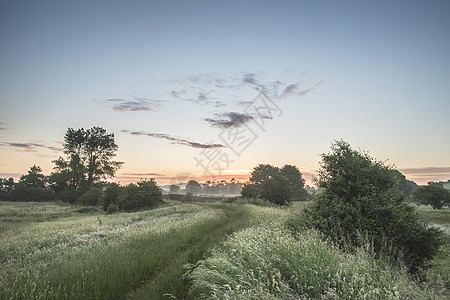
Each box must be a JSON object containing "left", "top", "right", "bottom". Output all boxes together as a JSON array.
[{"left": 1, "top": 0, "right": 449, "bottom": 186}]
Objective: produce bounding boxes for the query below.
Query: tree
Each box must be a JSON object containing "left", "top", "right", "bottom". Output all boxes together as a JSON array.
[
  {"left": 169, "top": 185, "right": 181, "bottom": 193},
  {"left": 19, "top": 165, "right": 47, "bottom": 188},
  {"left": 83, "top": 127, "right": 122, "bottom": 184},
  {"left": 249, "top": 164, "right": 280, "bottom": 184},
  {"left": 185, "top": 180, "right": 202, "bottom": 195},
  {"left": 12, "top": 166, "right": 54, "bottom": 202},
  {"left": 0, "top": 178, "right": 15, "bottom": 201},
  {"left": 240, "top": 183, "right": 259, "bottom": 198},
  {"left": 59, "top": 127, "right": 86, "bottom": 189},
  {"left": 305, "top": 140, "right": 443, "bottom": 273},
  {"left": 117, "top": 179, "right": 163, "bottom": 211},
  {"left": 392, "top": 169, "right": 418, "bottom": 201},
  {"left": 413, "top": 184, "right": 450, "bottom": 209},
  {"left": 78, "top": 187, "right": 102, "bottom": 206},
  {"left": 259, "top": 174, "right": 293, "bottom": 205},
  {"left": 247, "top": 163, "right": 305, "bottom": 205},
  {"left": 51, "top": 127, "right": 123, "bottom": 195},
  {"left": 102, "top": 182, "right": 122, "bottom": 211},
  {"left": 281, "top": 164, "right": 309, "bottom": 201}
]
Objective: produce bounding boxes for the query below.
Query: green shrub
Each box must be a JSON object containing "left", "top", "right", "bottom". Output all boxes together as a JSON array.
[
  {"left": 75, "top": 206, "right": 102, "bottom": 213},
  {"left": 240, "top": 183, "right": 259, "bottom": 198},
  {"left": 78, "top": 187, "right": 102, "bottom": 206},
  {"left": 102, "top": 182, "right": 122, "bottom": 211},
  {"left": 9, "top": 185, "right": 55, "bottom": 202},
  {"left": 259, "top": 174, "right": 293, "bottom": 206},
  {"left": 305, "top": 140, "right": 443, "bottom": 273},
  {"left": 117, "top": 179, "right": 163, "bottom": 211},
  {"left": 413, "top": 184, "right": 450, "bottom": 209},
  {"left": 106, "top": 203, "right": 119, "bottom": 214}
]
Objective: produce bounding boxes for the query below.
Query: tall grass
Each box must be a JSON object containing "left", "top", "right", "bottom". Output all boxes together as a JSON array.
[
  {"left": 186, "top": 221, "right": 447, "bottom": 299},
  {"left": 0, "top": 202, "right": 289, "bottom": 299},
  {"left": 0, "top": 203, "right": 225, "bottom": 299},
  {"left": 416, "top": 206, "right": 450, "bottom": 290}
]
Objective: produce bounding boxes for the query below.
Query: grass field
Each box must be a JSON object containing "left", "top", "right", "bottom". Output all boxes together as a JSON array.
[{"left": 0, "top": 201, "right": 448, "bottom": 299}]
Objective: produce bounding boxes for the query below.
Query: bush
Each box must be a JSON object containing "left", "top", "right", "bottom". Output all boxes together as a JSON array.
[
  {"left": 102, "top": 183, "right": 122, "bottom": 211},
  {"left": 9, "top": 185, "right": 55, "bottom": 202},
  {"left": 259, "top": 174, "right": 293, "bottom": 206},
  {"left": 240, "top": 183, "right": 259, "bottom": 198},
  {"left": 106, "top": 203, "right": 119, "bottom": 214},
  {"left": 117, "top": 179, "right": 163, "bottom": 211},
  {"left": 78, "top": 187, "right": 102, "bottom": 206},
  {"left": 413, "top": 184, "right": 450, "bottom": 209},
  {"left": 305, "top": 140, "right": 443, "bottom": 273}
]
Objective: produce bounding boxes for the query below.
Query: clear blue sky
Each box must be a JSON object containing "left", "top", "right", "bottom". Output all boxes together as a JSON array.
[{"left": 1, "top": 0, "right": 449, "bottom": 185}]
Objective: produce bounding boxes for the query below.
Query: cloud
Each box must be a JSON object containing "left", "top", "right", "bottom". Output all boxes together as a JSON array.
[
  {"left": 167, "top": 72, "right": 323, "bottom": 108},
  {"left": 205, "top": 112, "right": 254, "bottom": 129},
  {"left": 174, "top": 91, "right": 226, "bottom": 108},
  {"left": 280, "top": 82, "right": 302, "bottom": 98},
  {"left": 242, "top": 73, "right": 259, "bottom": 86},
  {"left": 141, "top": 26, "right": 161, "bottom": 33},
  {"left": 399, "top": 167, "right": 450, "bottom": 175},
  {"left": 121, "top": 130, "right": 225, "bottom": 149},
  {"left": 122, "top": 172, "right": 162, "bottom": 176},
  {"left": 0, "top": 122, "right": 7, "bottom": 130},
  {"left": 0, "top": 142, "right": 63, "bottom": 152},
  {"left": 315, "top": 78, "right": 328, "bottom": 86},
  {"left": 98, "top": 98, "right": 164, "bottom": 112},
  {"left": 170, "top": 90, "right": 187, "bottom": 98},
  {"left": 280, "top": 78, "right": 328, "bottom": 98}
]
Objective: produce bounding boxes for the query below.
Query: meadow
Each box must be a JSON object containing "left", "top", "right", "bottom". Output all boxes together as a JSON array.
[{"left": 0, "top": 200, "right": 448, "bottom": 299}]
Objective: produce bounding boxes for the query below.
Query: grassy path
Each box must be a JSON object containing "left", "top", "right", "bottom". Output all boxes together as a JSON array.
[{"left": 128, "top": 204, "right": 253, "bottom": 299}]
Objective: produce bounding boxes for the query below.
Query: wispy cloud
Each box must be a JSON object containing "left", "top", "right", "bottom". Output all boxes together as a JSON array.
[
  {"left": 96, "top": 98, "right": 164, "bottom": 112},
  {"left": 170, "top": 90, "right": 187, "bottom": 98},
  {"left": 167, "top": 72, "right": 325, "bottom": 109},
  {"left": 141, "top": 26, "right": 161, "bottom": 33},
  {"left": 280, "top": 82, "right": 302, "bottom": 98},
  {"left": 281, "top": 78, "right": 327, "bottom": 98},
  {"left": 121, "top": 172, "right": 162, "bottom": 176},
  {"left": 205, "top": 112, "right": 254, "bottom": 129},
  {"left": 399, "top": 167, "right": 450, "bottom": 175},
  {"left": 121, "top": 130, "right": 225, "bottom": 149},
  {"left": 0, "top": 142, "right": 63, "bottom": 152},
  {"left": 0, "top": 122, "right": 7, "bottom": 130},
  {"left": 185, "top": 93, "right": 226, "bottom": 108}
]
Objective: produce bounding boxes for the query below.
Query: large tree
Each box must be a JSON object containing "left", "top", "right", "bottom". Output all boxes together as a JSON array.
[
  {"left": 51, "top": 127, "right": 123, "bottom": 190},
  {"left": 305, "top": 140, "right": 443, "bottom": 273},
  {"left": 413, "top": 184, "right": 450, "bottom": 209},
  {"left": 249, "top": 164, "right": 280, "bottom": 184},
  {"left": 281, "top": 164, "right": 309, "bottom": 201},
  {"left": 185, "top": 180, "right": 202, "bottom": 195},
  {"left": 392, "top": 169, "right": 418, "bottom": 201},
  {"left": 19, "top": 165, "right": 47, "bottom": 188}
]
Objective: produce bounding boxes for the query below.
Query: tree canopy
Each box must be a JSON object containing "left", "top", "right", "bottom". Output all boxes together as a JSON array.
[
  {"left": 51, "top": 127, "right": 123, "bottom": 190},
  {"left": 245, "top": 163, "right": 308, "bottom": 205},
  {"left": 413, "top": 184, "right": 450, "bottom": 209}
]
